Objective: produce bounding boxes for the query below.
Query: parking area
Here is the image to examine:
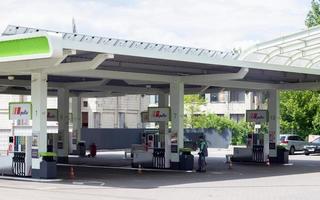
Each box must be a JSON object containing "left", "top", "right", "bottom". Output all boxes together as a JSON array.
[{"left": 1, "top": 149, "right": 320, "bottom": 200}]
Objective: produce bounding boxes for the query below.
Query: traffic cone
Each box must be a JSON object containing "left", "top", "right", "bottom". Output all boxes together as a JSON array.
[
  {"left": 266, "top": 156, "right": 270, "bottom": 166},
  {"left": 228, "top": 161, "right": 233, "bottom": 169},
  {"left": 69, "top": 166, "right": 75, "bottom": 179}
]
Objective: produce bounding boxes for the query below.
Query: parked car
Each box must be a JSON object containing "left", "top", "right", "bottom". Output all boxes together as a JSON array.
[
  {"left": 304, "top": 137, "right": 320, "bottom": 155},
  {"left": 279, "top": 134, "right": 308, "bottom": 155}
]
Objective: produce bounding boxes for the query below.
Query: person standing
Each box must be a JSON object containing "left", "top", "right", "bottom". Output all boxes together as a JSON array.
[{"left": 197, "top": 135, "right": 208, "bottom": 172}]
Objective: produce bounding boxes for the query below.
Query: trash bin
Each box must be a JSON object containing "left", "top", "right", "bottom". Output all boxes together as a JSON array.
[
  {"left": 179, "top": 148, "right": 194, "bottom": 170},
  {"left": 39, "top": 152, "right": 57, "bottom": 179},
  {"left": 77, "top": 141, "right": 86, "bottom": 157}
]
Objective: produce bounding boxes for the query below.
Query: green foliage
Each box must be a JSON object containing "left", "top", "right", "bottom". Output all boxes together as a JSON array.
[
  {"left": 190, "top": 114, "right": 253, "bottom": 145},
  {"left": 183, "top": 94, "right": 252, "bottom": 145},
  {"left": 280, "top": 91, "right": 320, "bottom": 138},
  {"left": 184, "top": 94, "right": 206, "bottom": 128},
  {"left": 306, "top": 0, "right": 320, "bottom": 28}
]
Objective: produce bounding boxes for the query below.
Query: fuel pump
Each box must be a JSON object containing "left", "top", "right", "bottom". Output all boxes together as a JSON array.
[
  {"left": 251, "top": 125, "right": 269, "bottom": 162},
  {"left": 8, "top": 102, "right": 33, "bottom": 177},
  {"left": 142, "top": 129, "right": 158, "bottom": 153},
  {"left": 12, "top": 136, "right": 26, "bottom": 176},
  {"left": 246, "top": 110, "right": 269, "bottom": 163}
]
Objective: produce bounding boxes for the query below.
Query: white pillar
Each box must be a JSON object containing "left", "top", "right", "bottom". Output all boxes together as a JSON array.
[
  {"left": 245, "top": 91, "right": 254, "bottom": 110},
  {"left": 72, "top": 97, "right": 81, "bottom": 150},
  {"left": 31, "top": 73, "right": 48, "bottom": 177},
  {"left": 268, "top": 89, "right": 280, "bottom": 157},
  {"left": 57, "top": 88, "right": 69, "bottom": 161},
  {"left": 159, "top": 93, "right": 170, "bottom": 168},
  {"left": 170, "top": 81, "right": 184, "bottom": 163}
]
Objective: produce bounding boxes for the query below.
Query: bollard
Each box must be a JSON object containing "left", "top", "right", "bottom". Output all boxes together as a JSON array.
[
  {"left": 138, "top": 164, "right": 142, "bottom": 174},
  {"left": 229, "top": 161, "right": 233, "bottom": 169},
  {"left": 69, "top": 166, "right": 75, "bottom": 179}
]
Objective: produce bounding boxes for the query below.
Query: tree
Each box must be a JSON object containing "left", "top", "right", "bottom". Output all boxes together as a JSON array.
[
  {"left": 184, "top": 94, "right": 206, "bottom": 128},
  {"left": 280, "top": 91, "right": 320, "bottom": 138},
  {"left": 305, "top": 0, "right": 320, "bottom": 28}
]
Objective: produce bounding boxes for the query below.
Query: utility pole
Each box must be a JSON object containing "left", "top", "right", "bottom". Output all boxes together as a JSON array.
[{"left": 72, "top": 17, "right": 77, "bottom": 33}]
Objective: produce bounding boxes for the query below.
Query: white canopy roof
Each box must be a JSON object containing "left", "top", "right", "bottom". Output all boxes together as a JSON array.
[
  {"left": 1, "top": 25, "right": 320, "bottom": 97},
  {"left": 240, "top": 25, "right": 320, "bottom": 69}
]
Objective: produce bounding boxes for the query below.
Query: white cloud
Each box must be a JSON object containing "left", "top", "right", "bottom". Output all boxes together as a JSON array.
[{"left": 0, "top": 0, "right": 312, "bottom": 51}]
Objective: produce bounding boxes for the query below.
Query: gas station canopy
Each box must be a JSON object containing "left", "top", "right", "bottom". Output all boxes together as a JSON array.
[{"left": 1, "top": 25, "right": 320, "bottom": 97}]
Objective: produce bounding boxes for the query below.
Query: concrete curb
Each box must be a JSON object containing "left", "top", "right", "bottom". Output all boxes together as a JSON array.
[{"left": 0, "top": 175, "right": 62, "bottom": 182}]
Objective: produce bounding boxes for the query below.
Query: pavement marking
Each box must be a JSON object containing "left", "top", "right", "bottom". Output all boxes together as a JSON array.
[
  {"left": 36, "top": 186, "right": 58, "bottom": 190},
  {"left": 58, "top": 163, "right": 196, "bottom": 173},
  {"left": 72, "top": 181, "right": 84, "bottom": 185},
  {"left": 72, "top": 181, "right": 105, "bottom": 186}
]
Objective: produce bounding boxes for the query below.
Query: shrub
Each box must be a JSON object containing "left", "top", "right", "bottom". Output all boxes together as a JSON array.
[{"left": 189, "top": 114, "right": 253, "bottom": 145}]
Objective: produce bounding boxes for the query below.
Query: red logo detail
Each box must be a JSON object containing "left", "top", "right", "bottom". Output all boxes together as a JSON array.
[{"left": 14, "top": 107, "right": 21, "bottom": 115}]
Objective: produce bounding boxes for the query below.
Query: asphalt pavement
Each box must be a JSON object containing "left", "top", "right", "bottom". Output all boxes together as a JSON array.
[{"left": 0, "top": 149, "right": 320, "bottom": 200}]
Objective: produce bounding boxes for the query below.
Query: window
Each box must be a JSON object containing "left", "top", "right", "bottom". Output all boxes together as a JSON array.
[
  {"left": 217, "top": 114, "right": 225, "bottom": 117},
  {"left": 83, "top": 101, "right": 88, "bottom": 107},
  {"left": 312, "top": 138, "right": 320, "bottom": 143},
  {"left": 155, "top": 95, "right": 159, "bottom": 104},
  {"left": 118, "top": 112, "right": 125, "bottom": 128},
  {"left": 230, "top": 91, "right": 245, "bottom": 102},
  {"left": 150, "top": 95, "right": 159, "bottom": 104},
  {"left": 82, "top": 112, "right": 88, "bottom": 128},
  {"left": 287, "top": 136, "right": 294, "bottom": 140},
  {"left": 210, "top": 91, "right": 227, "bottom": 102},
  {"left": 288, "top": 136, "right": 303, "bottom": 141},
  {"left": 93, "top": 112, "right": 101, "bottom": 128},
  {"left": 297, "top": 136, "right": 304, "bottom": 141},
  {"left": 230, "top": 114, "right": 245, "bottom": 122}
]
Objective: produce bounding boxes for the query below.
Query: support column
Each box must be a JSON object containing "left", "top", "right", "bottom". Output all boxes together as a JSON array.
[
  {"left": 159, "top": 93, "right": 170, "bottom": 168},
  {"left": 57, "top": 88, "right": 70, "bottom": 163},
  {"left": 268, "top": 89, "right": 280, "bottom": 157},
  {"left": 72, "top": 97, "right": 81, "bottom": 152},
  {"left": 31, "top": 73, "right": 48, "bottom": 178},
  {"left": 170, "top": 81, "right": 184, "bottom": 165}
]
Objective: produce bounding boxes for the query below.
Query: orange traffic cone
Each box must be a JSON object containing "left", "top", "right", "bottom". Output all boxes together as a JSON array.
[
  {"left": 266, "top": 156, "right": 270, "bottom": 166},
  {"left": 69, "top": 166, "right": 75, "bottom": 179}
]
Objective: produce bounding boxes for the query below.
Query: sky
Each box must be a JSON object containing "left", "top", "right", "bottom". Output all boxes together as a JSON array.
[{"left": 0, "top": 0, "right": 313, "bottom": 51}]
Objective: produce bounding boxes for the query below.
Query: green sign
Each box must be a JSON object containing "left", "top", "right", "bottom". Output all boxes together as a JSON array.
[{"left": 0, "top": 36, "right": 50, "bottom": 58}]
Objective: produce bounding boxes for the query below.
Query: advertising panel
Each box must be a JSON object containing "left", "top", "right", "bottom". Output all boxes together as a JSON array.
[
  {"left": 246, "top": 110, "right": 268, "bottom": 124},
  {"left": 148, "top": 107, "right": 170, "bottom": 122},
  {"left": 47, "top": 109, "right": 58, "bottom": 121},
  {"left": 9, "top": 102, "right": 32, "bottom": 120}
]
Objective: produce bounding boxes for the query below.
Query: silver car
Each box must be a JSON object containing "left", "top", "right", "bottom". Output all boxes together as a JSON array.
[{"left": 280, "top": 134, "right": 308, "bottom": 155}]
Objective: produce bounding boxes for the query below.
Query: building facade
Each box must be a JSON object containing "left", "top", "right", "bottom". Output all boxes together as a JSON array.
[
  {"left": 0, "top": 91, "right": 264, "bottom": 154},
  {"left": 201, "top": 90, "right": 265, "bottom": 122}
]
